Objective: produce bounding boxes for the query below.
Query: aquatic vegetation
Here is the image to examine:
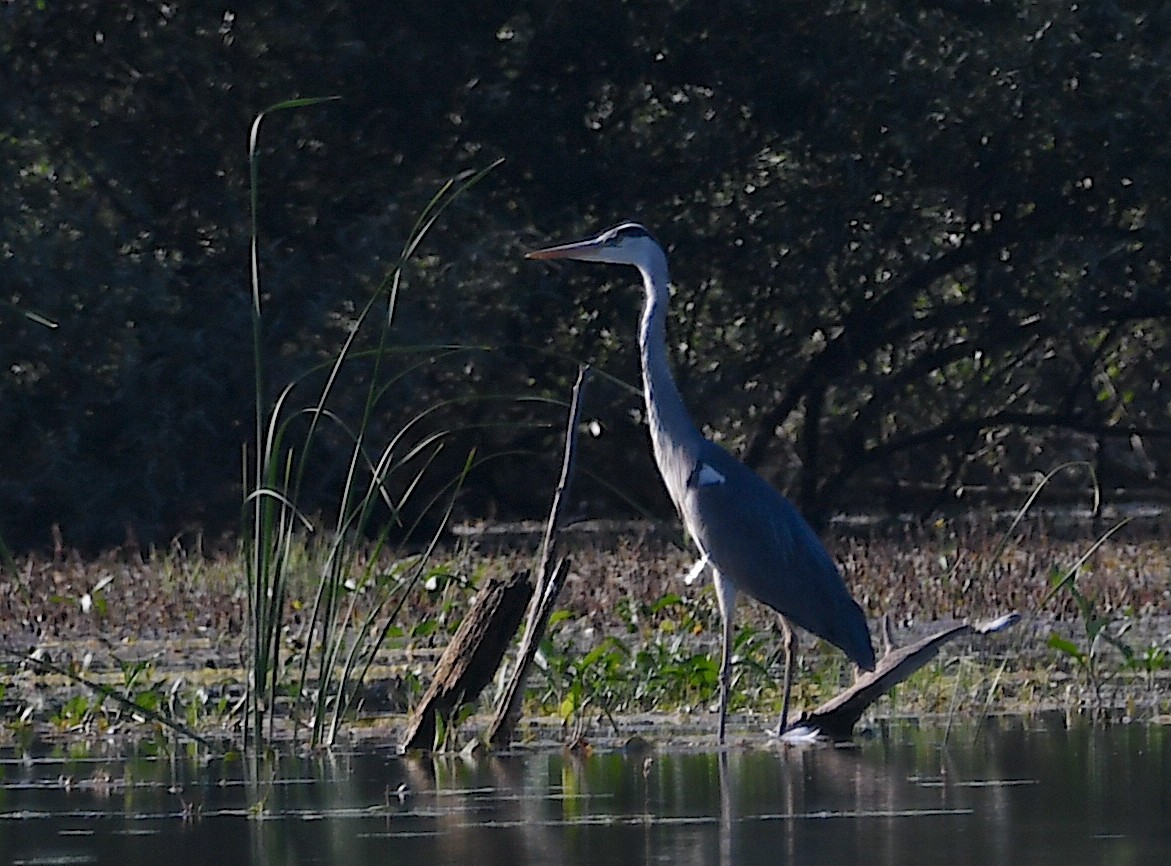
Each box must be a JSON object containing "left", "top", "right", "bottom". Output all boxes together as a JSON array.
[
  {"left": 3, "top": 499, "right": 1170, "bottom": 743},
  {"left": 242, "top": 99, "right": 502, "bottom": 749},
  {"left": 1003, "top": 465, "right": 1171, "bottom": 721}
]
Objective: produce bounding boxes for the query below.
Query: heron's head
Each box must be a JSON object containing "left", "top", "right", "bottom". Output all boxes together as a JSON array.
[{"left": 525, "top": 222, "right": 664, "bottom": 269}]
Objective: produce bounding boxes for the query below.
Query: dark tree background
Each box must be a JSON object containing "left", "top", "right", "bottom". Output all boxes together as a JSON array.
[{"left": 3, "top": 1, "right": 1170, "bottom": 551}]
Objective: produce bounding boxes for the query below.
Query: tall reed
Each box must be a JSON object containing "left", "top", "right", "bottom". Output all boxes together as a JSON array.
[{"left": 244, "top": 97, "right": 501, "bottom": 748}]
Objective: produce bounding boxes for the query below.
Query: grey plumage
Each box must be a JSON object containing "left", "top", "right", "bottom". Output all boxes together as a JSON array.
[
  {"left": 683, "top": 442, "right": 875, "bottom": 669},
  {"left": 526, "top": 222, "right": 875, "bottom": 743}
]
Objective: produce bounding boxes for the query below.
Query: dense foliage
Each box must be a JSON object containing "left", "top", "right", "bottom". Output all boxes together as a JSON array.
[{"left": 3, "top": 1, "right": 1170, "bottom": 550}]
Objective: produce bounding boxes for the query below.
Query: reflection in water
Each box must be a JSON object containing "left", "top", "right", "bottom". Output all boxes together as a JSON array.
[{"left": 0, "top": 718, "right": 1169, "bottom": 865}]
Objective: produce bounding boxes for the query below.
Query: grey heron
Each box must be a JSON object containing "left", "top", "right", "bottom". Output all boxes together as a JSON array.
[{"left": 526, "top": 222, "right": 876, "bottom": 743}]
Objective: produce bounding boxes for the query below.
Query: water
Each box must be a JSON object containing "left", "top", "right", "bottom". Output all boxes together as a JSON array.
[{"left": 1, "top": 716, "right": 1169, "bottom": 865}]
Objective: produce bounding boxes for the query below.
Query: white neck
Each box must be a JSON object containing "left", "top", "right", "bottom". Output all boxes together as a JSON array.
[{"left": 636, "top": 250, "right": 704, "bottom": 509}]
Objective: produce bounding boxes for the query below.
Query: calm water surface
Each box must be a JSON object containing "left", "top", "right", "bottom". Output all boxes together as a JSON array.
[{"left": 1, "top": 717, "right": 1169, "bottom": 865}]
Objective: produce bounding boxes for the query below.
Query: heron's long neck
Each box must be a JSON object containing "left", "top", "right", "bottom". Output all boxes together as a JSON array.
[{"left": 637, "top": 256, "right": 704, "bottom": 507}]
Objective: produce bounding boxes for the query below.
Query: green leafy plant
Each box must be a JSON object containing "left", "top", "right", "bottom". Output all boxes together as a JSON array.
[
  {"left": 1015, "top": 464, "right": 1139, "bottom": 719},
  {"left": 1120, "top": 637, "right": 1171, "bottom": 716},
  {"left": 1045, "top": 565, "right": 1137, "bottom": 720},
  {"left": 10, "top": 650, "right": 215, "bottom": 746},
  {"left": 432, "top": 702, "right": 477, "bottom": 752},
  {"left": 548, "top": 634, "right": 629, "bottom": 739},
  {"left": 50, "top": 693, "right": 98, "bottom": 732},
  {"left": 534, "top": 587, "right": 806, "bottom": 733}
]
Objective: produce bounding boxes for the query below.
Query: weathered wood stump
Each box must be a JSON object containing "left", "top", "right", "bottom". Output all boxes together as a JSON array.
[
  {"left": 787, "top": 612, "right": 1021, "bottom": 741},
  {"left": 400, "top": 367, "right": 592, "bottom": 753},
  {"left": 485, "top": 556, "right": 572, "bottom": 747},
  {"left": 399, "top": 570, "right": 533, "bottom": 751}
]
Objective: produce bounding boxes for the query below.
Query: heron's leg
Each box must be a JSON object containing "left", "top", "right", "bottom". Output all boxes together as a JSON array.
[
  {"left": 776, "top": 616, "right": 794, "bottom": 737},
  {"left": 718, "top": 602, "right": 735, "bottom": 745},
  {"left": 712, "top": 571, "right": 737, "bottom": 746}
]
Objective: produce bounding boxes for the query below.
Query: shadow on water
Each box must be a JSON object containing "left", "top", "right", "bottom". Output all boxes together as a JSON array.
[{"left": 1, "top": 716, "right": 1169, "bottom": 865}]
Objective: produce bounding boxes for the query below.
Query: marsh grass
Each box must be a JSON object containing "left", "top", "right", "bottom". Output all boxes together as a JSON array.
[
  {"left": 1000, "top": 463, "right": 1157, "bottom": 720},
  {"left": 243, "top": 98, "right": 504, "bottom": 748}
]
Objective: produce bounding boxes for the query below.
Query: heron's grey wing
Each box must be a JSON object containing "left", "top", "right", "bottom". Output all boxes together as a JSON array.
[{"left": 680, "top": 445, "right": 875, "bottom": 670}]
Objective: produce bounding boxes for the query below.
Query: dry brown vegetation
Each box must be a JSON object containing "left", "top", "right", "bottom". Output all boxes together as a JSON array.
[
  {"left": 2, "top": 517, "right": 1170, "bottom": 742},
  {"left": 3, "top": 521, "right": 1167, "bottom": 646}
]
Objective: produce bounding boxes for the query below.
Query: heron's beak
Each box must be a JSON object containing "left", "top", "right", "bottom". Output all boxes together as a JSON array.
[{"left": 524, "top": 236, "right": 606, "bottom": 263}]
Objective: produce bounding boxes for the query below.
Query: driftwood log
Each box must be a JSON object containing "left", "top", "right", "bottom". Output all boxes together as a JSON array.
[
  {"left": 786, "top": 612, "right": 1021, "bottom": 741},
  {"left": 399, "top": 570, "right": 533, "bottom": 751}
]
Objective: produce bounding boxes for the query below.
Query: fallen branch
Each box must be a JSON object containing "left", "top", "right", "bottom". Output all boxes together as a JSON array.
[
  {"left": 787, "top": 612, "right": 1021, "bottom": 741},
  {"left": 2, "top": 646, "right": 217, "bottom": 749}
]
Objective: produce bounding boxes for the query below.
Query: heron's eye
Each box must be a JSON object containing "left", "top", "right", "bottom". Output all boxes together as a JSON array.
[{"left": 603, "top": 224, "right": 648, "bottom": 247}]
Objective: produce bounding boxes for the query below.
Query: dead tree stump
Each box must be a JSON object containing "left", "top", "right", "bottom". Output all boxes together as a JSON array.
[
  {"left": 486, "top": 365, "right": 590, "bottom": 748},
  {"left": 400, "top": 570, "right": 533, "bottom": 751}
]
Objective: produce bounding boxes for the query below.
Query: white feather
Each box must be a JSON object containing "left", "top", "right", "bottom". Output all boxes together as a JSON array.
[
  {"left": 694, "top": 462, "right": 725, "bottom": 487},
  {"left": 683, "top": 554, "right": 710, "bottom": 585}
]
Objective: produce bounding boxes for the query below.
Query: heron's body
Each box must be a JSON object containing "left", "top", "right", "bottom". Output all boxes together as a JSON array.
[{"left": 527, "top": 222, "right": 875, "bottom": 742}]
